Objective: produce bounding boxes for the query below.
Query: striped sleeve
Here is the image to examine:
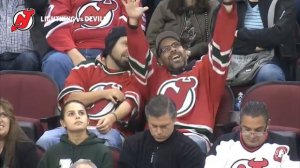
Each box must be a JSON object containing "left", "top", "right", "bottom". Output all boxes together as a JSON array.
[
  {"left": 127, "top": 26, "right": 155, "bottom": 85},
  {"left": 44, "top": 0, "right": 76, "bottom": 52}
]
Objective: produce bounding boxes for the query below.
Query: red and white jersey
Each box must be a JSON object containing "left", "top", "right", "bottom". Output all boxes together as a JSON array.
[
  {"left": 205, "top": 131, "right": 300, "bottom": 168},
  {"left": 58, "top": 61, "right": 142, "bottom": 125},
  {"left": 127, "top": 5, "right": 237, "bottom": 136},
  {"left": 44, "top": 0, "right": 145, "bottom": 52}
]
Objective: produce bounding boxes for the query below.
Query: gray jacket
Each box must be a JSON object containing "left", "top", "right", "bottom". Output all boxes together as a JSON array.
[{"left": 146, "top": 0, "right": 219, "bottom": 59}]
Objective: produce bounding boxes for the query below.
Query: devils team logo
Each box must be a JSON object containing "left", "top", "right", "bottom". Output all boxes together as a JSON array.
[
  {"left": 76, "top": 0, "right": 118, "bottom": 29},
  {"left": 273, "top": 146, "right": 288, "bottom": 162},
  {"left": 87, "top": 82, "right": 122, "bottom": 121},
  {"left": 157, "top": 77, "right": 198, "bottom": 117},
  {"left": 231, "top": 158, "right": 269, "bottom": 168},
  {"left": 11, "top": 8, "right": 35, "bottom": 32}
]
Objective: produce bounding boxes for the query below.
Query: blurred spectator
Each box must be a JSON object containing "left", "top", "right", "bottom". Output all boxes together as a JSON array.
[
  {"left": 296, "top": 0, "right": 300, "bottom": 25},
  {"left": 119, "top": 95, "right": 205, "bottom": 168},
  {"left": 0, "top": 0, "right": 41, "bottom": 71},
  {"left": 0, "top": 98, "right": 41, "bottom": 168},
  {"left": 227, "top": 0, "right": 297, "bottom": 86},
  {"left": 42, "top": 0, "right": 145, "bottom": 90},
  {"left": 38, "top": 100, "right": 113, "bottom": 168},
  {"left": 205, "top": 101, "right": 300, "bottom": 167},
  {"left": 146, "top": 0, "right": 219, "bottom": 61},
  {"left": 36, "top": 27, "right": 143, "bottom": 151}
]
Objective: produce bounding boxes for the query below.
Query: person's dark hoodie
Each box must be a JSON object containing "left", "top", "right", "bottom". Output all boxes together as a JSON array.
[{"left": 38, "top": 133, "right": 113, "bottom": 168}]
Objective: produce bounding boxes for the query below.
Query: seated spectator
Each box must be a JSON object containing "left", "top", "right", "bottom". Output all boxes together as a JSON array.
[
  {"left": 123, "top": 0, "right": 237, "bottom": 153},
  {"left": 118, "top": 95, "right": 205, "bottom": 168},
  {"left": 227, "top": 0, "right": 297, "bottom": 86},
  {"left": 0, "top": 98, "right": 41, "bottom": 168},
  {"left": 38, "top": 100, "right": 113, "bottom": 168},
  {"left": 146, "top": 0, "right": 219, "bottom": 61},
  {"left": 42, "top": 0, "right": 144, "bottom": 90},
  {"left": 205, "top": 101, "right": 300, "bottom": 167},
  {"left": 36, "top": 26, "right": 143, "bottom": 151},
  {"left": 0, "top": 0, "right": 40, "bottom": 71}
]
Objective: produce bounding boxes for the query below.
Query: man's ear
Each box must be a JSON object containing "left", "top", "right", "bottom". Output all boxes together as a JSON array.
[
  {"left": 157, "top": 58, "right": 163, "bottom": 66},
  {"left": 266, "top": 119, "right": 271, "bottom": 129}
]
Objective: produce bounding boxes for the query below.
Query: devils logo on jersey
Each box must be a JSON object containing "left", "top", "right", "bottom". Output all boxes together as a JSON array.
[
  {"left": 157, "top": 76, "right": 198, "bottom": 117},
  {"left": 231, "top": 158, "right": 269, "bottom": 168},
  {"left": 76, "top": 0, "right": 118, "bottom": 29},
  {"left": 87, "top": 82, "right": 122, "bottom": 122},
  {"left": 273, "top": 146, "right": 288, "bottom": 162}
]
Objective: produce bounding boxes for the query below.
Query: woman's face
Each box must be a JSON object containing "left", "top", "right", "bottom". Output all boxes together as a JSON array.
[
  {"left": 60, "top": 102, "right": 89, "bottom": 133},
  {"left": 0, "top": 106, "right": 10, "bottom": 139},
  {"left": 185, "top": 0, "right": 196, "bottom": 7}
]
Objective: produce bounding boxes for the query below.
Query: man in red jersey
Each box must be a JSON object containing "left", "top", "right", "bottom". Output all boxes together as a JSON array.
[{"left": 122, "top": 0, "right": 237, "bottom": 153}]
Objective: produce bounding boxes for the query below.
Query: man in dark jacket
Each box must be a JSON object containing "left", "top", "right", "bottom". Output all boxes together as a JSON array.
[{"left": 118, "top": 95, "right": 205, "bottom": 168}]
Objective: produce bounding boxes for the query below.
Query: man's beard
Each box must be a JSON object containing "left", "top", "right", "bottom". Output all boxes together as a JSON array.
[{"left": 111, "top": 53, "right": 130, "bottom": 71}]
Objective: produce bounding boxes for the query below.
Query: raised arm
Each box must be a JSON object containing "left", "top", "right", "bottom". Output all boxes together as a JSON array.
[{"left": 121, "top": 0, "right": 153, "bottom": 85}]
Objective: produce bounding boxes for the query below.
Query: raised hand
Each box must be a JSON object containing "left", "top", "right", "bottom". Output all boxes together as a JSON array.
[{"left": 121, "top": 0, "right": 148, "bottom": 19}]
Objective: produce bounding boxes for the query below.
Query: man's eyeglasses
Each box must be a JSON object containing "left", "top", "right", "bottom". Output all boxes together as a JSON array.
[
  {"left": 241, "top": 128, "right": 267, "bottom": 137},
  {"left": 159, "top": 41, "right": 182, "bottom": 55}
]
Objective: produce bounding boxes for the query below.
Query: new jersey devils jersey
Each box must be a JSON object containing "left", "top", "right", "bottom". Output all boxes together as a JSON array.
[
  {"left": 58, "top": 61, "right": 141, "bottom": 125},
  {"left": 44, "top": 0, "right": 145, "bottom": 52},
  {"left": 127, "top": 5, "right": 237, "bottom": 136},
  {"left": 205, "top": 131, "right": 300, "bottom": 168}
]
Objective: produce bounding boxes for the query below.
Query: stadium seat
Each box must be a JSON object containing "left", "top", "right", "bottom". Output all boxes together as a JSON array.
[
  {"left": 213, "top": 85, "right": 236, "bottom": 140},
  {"left": 241, "top": 81, "right": 300, "bottom": 129},
  {"left": 16, "top": 116, "right": 44, "bottom": 142},
  {"left": 0, "top": 70, "right": 60, "bottom": 129}
]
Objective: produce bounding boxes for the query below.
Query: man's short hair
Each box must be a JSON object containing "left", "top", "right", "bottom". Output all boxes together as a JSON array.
[
  {"left": 70, "top": 159, "right": 97, "bottom": 168},
  {"left": 145, "top": 95, "right": 177, "bottom": 120},
  {"left": 156, "top": 31, "right": 180, "bottom": 57},
  {"left": 240, "top": 101, "right": 269, "bottom": 124}
]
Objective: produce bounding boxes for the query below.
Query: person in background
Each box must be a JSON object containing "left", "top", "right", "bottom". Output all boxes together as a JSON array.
[
  {"left": 0, "top": 0, "right": 40, "bottom": 71},
  {"left": 123, "top": 0, "right": 237, "bottom": 153},
  {"left": 227, "top": 0, "right": 297, "bottom": 86},
  {"left": 119, "top": 95, "right": 205, "bottom": 168},
  {"left": 38, "top": 100, "right": 113, "bottom": 168},
  {"left": 0, "top": 98, "right": 41, "bottom": 168},
  {"left": 205, "top": 101, "right": 300, "bottom": 168},
  {"left": 37, "top": 26, "right": 143, "bottom": 151},
  {"left": 146, "top": 0, "right": 219, "bottom": 61},
  {"left": 42, "top": 0, "right": 145, "bottom": 90}
]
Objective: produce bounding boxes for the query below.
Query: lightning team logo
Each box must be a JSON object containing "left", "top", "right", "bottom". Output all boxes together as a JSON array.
[{"left": 11, "top": 8, "right": 35, "bottom": 32}]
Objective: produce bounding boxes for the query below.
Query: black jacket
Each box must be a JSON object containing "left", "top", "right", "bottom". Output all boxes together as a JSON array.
[
  {"left": 0, "top": 141, "right": 41, "bottom": 168},
  {"left": 119, "top": 130, "right": 205, "bottom": 168},
  {"left": 233, "top": 0, "right": 297, "bottom": 59}
]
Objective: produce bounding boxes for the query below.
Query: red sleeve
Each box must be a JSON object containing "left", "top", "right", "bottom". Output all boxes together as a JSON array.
[
  {"left": 57, "top": 63, "right": 94, "bottom": 105},
  {"left": 44, "top": 0, "right": 76, "bottom": 52},
  {"left": 201, "top": 4, "right": 238, "bottom": 118}
]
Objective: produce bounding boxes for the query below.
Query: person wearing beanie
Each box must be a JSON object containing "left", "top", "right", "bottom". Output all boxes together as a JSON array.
[
  {"left": 41, "top": 0, "right": 145, "bottom": 91},
  {"left": 36, "top": 26, "right": 144, "bottom": 151},
  {"left": 122, "top": 0, "right": 237, "bottom": 155}
]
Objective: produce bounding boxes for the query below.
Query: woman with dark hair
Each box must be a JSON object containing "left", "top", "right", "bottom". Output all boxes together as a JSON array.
[
  {"left": 146, "top": 0, "right": 219, "bottom": 61},
  {"left": 38, "top": 100, "right": 113, "bottom": 168},
  {"left": 0, "top": 98, "right": 41, "bottom": 168}
]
